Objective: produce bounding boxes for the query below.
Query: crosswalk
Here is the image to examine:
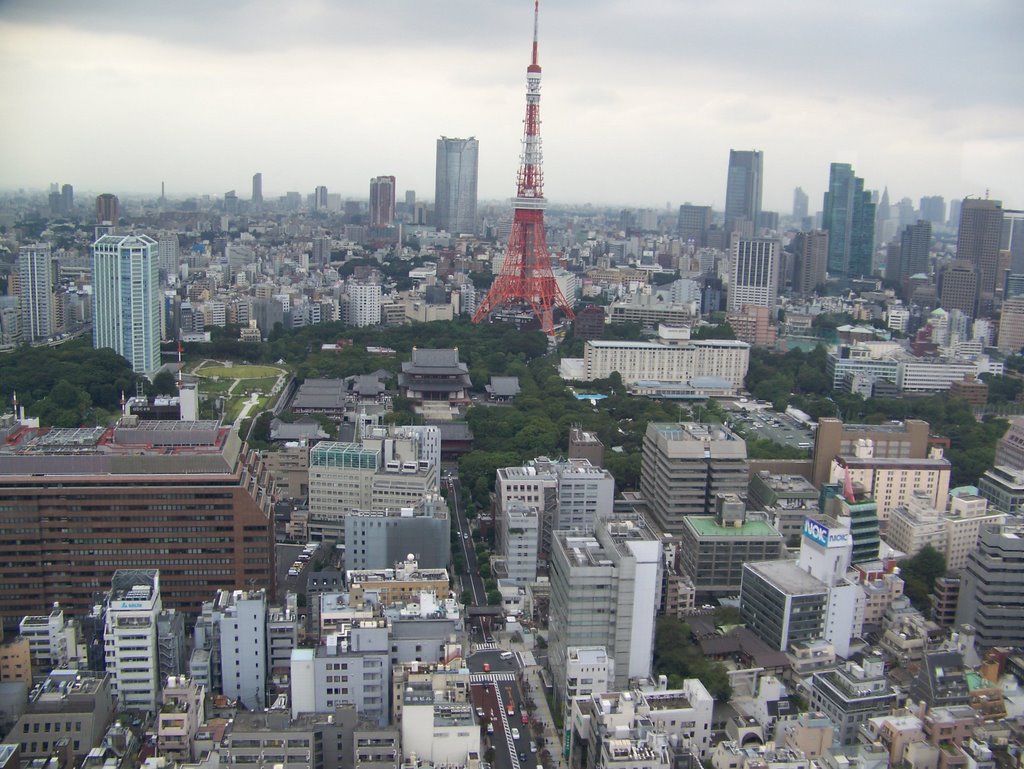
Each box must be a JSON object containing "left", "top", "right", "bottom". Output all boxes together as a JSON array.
[
  {"left": 476, "top": 641, "right": 500, "bottom": 650},
  {"left": 470, "top": 671, "right": 516, "bottom": 683}
]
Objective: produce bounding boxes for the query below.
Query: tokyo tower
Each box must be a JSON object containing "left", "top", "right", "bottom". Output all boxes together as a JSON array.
[{"left": 472, "top": 0, "right": 575, "bottom": 336}]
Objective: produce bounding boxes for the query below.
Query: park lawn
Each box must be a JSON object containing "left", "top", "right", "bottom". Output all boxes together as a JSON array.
[
  {"left": 199, "top": 363, "right": 284, "bottom": 379},
  {"left": 200, "top": 379, "right": 235, "bottom": 394},
  {"left": 240, "top": 376, "right": 279, "bottom": 394}
]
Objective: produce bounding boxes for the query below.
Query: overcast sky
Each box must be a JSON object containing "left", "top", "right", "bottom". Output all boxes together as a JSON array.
[{"left": 1, "top": 0, "right": 1021, "bottom": 214}]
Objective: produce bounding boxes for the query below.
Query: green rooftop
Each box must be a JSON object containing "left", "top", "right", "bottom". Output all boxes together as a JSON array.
[{"left": 685, "top": 516, "right": 781, "bottom": 538}]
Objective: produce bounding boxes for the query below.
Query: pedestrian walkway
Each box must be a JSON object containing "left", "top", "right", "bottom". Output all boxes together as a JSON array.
[
  {"left": 470, "top": 671, "right": 517, "bottom": 683},
  {"left": 503, "top": 635, "right": 566, "bottom": 769}
]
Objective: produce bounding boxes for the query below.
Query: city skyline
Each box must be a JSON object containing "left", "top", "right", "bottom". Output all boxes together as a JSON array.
[{"left": 0, "top": 1, "right": 1021, "bottom": 212}]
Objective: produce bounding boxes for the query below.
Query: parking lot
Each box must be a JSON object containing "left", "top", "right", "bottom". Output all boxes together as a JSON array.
[{"left": 724, "top": 402, "right": 815, "bottom": 451}]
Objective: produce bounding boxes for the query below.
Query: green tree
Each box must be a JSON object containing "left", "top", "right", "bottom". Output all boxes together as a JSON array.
[
  {"left": 899, "top": 545, "right": 946, "bottom": 611},
  {"left": 148, "top": 370, "right": 179, "bottom": 396}
]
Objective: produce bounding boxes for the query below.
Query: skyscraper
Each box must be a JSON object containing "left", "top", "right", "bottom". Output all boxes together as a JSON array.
[
  {"left": 956, "top": 198, "right": 1004, "bottom": 298},
  {"left": 793, "top": 187, "right": 809, "bottom": 221},
  {"left": 313, "top": 185, "right": 329, "bottom": 212},
  {"left": 434, "top": 136, "right": 479, "bottom": 235},
  {"left": 92, "top": 234, "right": 161, "bottom": 374},
  {"left": 251, "top": 172, "right": 263, "bottom": 205},
  {"left": 938, "top": 260, "right": 980, "bottom": 318},
  {"left": 17, "top": 244, "right": 54, "bottom": 342},
  {"left": 61, "top": 184, "right": 74, "bottom": 215},
  {"left": 920, "top": 196, "right": 945, "bottom": 225},
  {"left": 95, "top": 193, "right": 119, "bottom": 225},
  {"left": 369, "top": 175, "right": 396, "bottom": 227},
  {"left": 729, "top": 237, "right": 780, "bottom": 310},
  {"left": 885, "top": 219, "right": 931, "bottom": 285},
  {"left": 677, "top": 204, "right": 712, "bottom": 247},
  {"left": 822, "top": 163, "right": 875, "bottom": 278},
  {"left": 793, "top": 230, "right": 829, "bottom": 295},
  {"left": 724, "top": 149, "right": 763, "bottom": 236}
]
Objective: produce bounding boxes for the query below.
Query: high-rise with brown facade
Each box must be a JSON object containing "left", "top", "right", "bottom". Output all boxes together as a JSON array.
[
  {"left": 811, "top": 417, "right": 931, "bottom": 487},
  {"left": 956, "top": 198, "right": 1003, "bottom": 300},
  {"left": 0, "top": 418, "right": 274, "bottom": 631}
]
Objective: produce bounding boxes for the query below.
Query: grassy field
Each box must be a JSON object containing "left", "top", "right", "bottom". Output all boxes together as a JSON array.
[{"left": 198, "top": 363, "right": 284, "bottom": 379}]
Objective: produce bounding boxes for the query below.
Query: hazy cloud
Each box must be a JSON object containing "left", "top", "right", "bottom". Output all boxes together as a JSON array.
[{"left": 1, "top": 0, "right": 1021, "bottom": 210}]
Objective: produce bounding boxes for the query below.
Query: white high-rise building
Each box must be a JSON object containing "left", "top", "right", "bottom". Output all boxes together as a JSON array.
[
  {"left": 17, "top": 244, "right": 53, "bottom": 342},
  {"left": 215, "top": 590, "right": 268, "bottom": 710},
  {"left": 434, "top": 136, "right": 479, "bottom": 236},
  {"left": 347, "top": 282, "right": 382, "bottom": 327},
  {"left": 729, "top": 237, "right": 780, "bottom": 310},
  {"left": 157, "top": 235, "right": 180, "bottom": 277},
  {"left": 92, "top": 234, "right": 161, "bottom": 373},
  {"left": 104, "top": 570, "right": 161, "bottom": 713},
  {"left": 548, "top": 515, "right": 662, "bottom": 703}
]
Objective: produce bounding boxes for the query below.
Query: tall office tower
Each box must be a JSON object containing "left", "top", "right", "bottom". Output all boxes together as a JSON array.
[
  {"left": 17, "top": 244, "right": 54, "bottom": 342},
  {"left": 0, "top": 423, "right": 274, "bottom": 631},
  {"left": 92, "top": 234, "right": 161, "bottom": 374},
  {"left": 313, "top": 185, "right": 329, "bottom": 211},
  {"left": 956, "top": 521, "right": 1024, "bottom": 647},
  {"left": 404, "top": 189, "right": 416, "bottom": 216},
  {"left": 311, "top": 235, "right": 332, "bottom": 266},
  {"left": 724, "top": 149, "right": 763, "bottom": 236},
  {"left": 434, "top": 136, "right": 479, "bottom": 235},
  {"left": 640, "top": 422, "right": 749, "bottom": 535},
  {"left": 947, "top": 198, "right": 961, "bottom": 227},
  {"left": 157, "top": 235, "right": 180, "bottom": 276},
  {"left": 472, "top": 3, "right": 573, "bottom": 335},
  {"left": 251, "top": 173, "right": 262, "bottom": 205},
  {"left": 95, "top": 193, "right": 119, "bottom": 224},
  {"left": 885, "top": 219, "right": 931, "bottom": 285},
  {"left": 997, "top": 297, "right": 1024, "bottom": 354},
  {"left": 61, "top": 184, "right": 74, "bottom": 214},
  {"left": 104, "top": 570, "right": 161, "bottom": 713},
  {"left": 920, "top": 196, "right": 945, "bottom": 225},
  {"left": 677, "top": 204, "right": 712, "bottom": 247},
  {"left": 368, "top": 175, "right": 396, "bottom": 226},
  {"left": 793, "top": 230, "right": 829, "bottom": 295},
  {"left": 729, "top": 237, "right": 779, "bottom": 310},
  {"left": 793, "top": 187, "right": 809, "bottom": 221},
  {"left": 822, "top": 163, "right": 875, "bottom": 277},
  {"left": 874, "top": 186, "right": 891, "bottom": 252},
  {"left": 956, "top": 198, "right": 1004, "bottom": 298},
  {"left": 938, "top": 260, "right": 980, "bottom": 317},
  {"left": 548, "top": 515, "right": 662, "bottom": 702},
  {"left": 1001, "top": 209, "right": 1024, "bottom": 274}
]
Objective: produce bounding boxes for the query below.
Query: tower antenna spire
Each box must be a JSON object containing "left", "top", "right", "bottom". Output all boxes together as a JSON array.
[
  {"left": 472, "top": 0, "right": 574, "bottom": 335},
  {"left": 531, "top": 0, "right": 540, "bottom": 68}
]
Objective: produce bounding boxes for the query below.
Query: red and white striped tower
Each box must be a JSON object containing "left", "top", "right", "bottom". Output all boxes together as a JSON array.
[{"left": 472, "top": 0, "right": 574, "bottom": 336}]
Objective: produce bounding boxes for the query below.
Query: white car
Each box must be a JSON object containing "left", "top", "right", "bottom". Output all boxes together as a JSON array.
[{"left": 511, "top": 728, "right": 520, "bottom": 740}]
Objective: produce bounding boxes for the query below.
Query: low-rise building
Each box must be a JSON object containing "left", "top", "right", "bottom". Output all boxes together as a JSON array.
[
  {"left": 157, "top": 676, "right": 205, "bottom": 762},
  {"left": 565, "top": 647, "right": 614, "bottom": 704},
  {"left": 4, "top": 671, "right": 114, "bottom": 763},
  {"left": 678, "top": 495, "right": 785, "bottom": 596},
  {"left": 808, "top": 658, "right": 896, "bottom": 745}
]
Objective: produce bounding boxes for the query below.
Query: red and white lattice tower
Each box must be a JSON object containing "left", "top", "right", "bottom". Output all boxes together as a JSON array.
[{"left": 472, "top": 0, "right": 575, "bottom": 336}]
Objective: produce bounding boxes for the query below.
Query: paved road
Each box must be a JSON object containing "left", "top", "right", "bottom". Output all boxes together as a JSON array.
[
  {"left": 468, "top": 649, "right": 540, "bottom": 769},
  {"left": 448, "top": 475, "right": 485, "bottom": 607}
]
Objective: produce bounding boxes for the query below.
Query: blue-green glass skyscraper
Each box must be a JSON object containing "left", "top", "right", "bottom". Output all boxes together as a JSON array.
[
  {"left": 92, "top": 234, "right": 161, "bottom": 374},
  {"left": 823, "top": 163, "right": 876, "bottom": 278}
]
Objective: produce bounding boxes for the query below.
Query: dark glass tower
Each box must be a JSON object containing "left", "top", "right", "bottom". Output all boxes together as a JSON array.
[
  {"left": 725, "top": 150, "right": 763, "bottom": 236},
  {"left": 822, "top": 163, "right": 875, "bottom": 278}
]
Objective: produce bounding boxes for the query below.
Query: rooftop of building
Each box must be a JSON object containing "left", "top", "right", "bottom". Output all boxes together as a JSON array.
[
  {"left": 649, "top": 422, "right": 742, "bottom": 443},
  {"left": 587, "top": 338, "right": 749, "bottom": 349},
  {"left": 0, "top": 419, "right": 240, "bottom": 476},
  {"left": 28, "top": 671, "right": 107, "bottom": 710},
  {"left": 684, "top": 515, "right": 781, "bottom": 538},
  {"left": 745, "top": 559, "right": 828, "bottom": 596},
  {"left": 568, "top": 646, "right": 610, "bottom": 665}
]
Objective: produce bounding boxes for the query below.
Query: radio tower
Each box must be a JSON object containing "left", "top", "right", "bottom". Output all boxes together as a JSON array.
[{"left": 472, "top": 0, "right": 574, "bottom": 336}]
